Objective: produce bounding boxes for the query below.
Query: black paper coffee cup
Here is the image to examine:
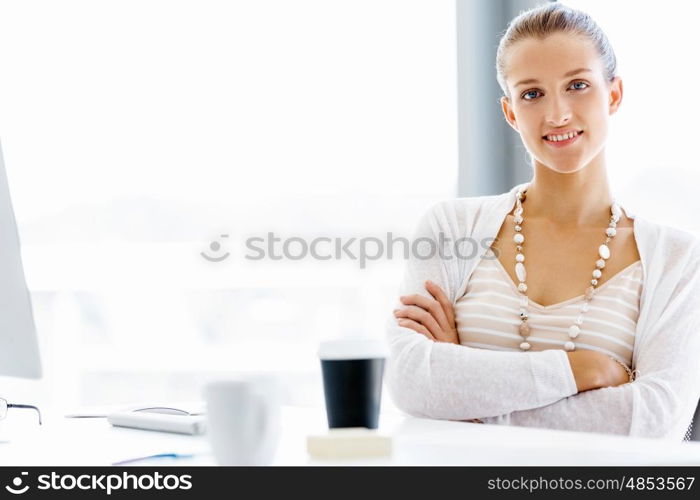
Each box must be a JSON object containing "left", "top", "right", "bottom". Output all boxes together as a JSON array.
[{"left": 318, "top": 339, "right": 388, "bottom": 429}]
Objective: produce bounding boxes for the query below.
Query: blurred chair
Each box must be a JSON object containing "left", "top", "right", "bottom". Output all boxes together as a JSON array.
[{"left": 685, "top": 399, "right": 700, "bottom": 441}]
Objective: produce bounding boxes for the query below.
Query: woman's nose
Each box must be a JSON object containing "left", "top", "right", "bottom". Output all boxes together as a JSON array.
[{"left": 545, "top": 96, "right": 572, "bottom": 125}]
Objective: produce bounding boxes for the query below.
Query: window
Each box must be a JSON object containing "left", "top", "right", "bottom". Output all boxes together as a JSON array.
[{"left": 0, "top": 1, "right": 458, "bottom": 408}]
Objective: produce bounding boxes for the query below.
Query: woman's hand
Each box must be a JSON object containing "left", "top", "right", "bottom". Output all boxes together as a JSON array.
[
  {"left": 602, "top": 356, "right": 634, "bottom": 388},
  {"left": 567, "top": 350, "right": 632, "bottom": 392},
  {"left": 393, "top": 280, "right": 460, "bottom": 345}
]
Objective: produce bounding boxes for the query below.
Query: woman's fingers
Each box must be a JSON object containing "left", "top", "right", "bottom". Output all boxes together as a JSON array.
[
  {"left": 425, "top": 280, "right": 456, "bottom": 327},
  {"left": 399, "top": 292, "right": 451, "bottom": 335},
  {"left": 397, "top": 318, "right": 435, "bottom": 341},
  {"left": 394, "top": 305, "right": 442, "bottom": 339}
]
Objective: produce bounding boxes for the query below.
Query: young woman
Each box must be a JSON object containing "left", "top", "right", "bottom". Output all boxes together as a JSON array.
[{"left": 386, "top": 3, "right": 700, "bottom": 441}]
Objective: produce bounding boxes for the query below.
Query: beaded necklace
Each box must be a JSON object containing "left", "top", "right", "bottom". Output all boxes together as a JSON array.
[{"left": 513, "top": 184, "right": 621, "bottom": 351}]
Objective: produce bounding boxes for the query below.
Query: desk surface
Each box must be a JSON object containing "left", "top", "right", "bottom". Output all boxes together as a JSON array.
[{"left": 2, "top": 406, "right": 700, "bottom": 466}]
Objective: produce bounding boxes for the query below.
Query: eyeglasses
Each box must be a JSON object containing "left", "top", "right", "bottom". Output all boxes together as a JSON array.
[{"left": 0, "top": 398, "right": 42, "bottom": 425}]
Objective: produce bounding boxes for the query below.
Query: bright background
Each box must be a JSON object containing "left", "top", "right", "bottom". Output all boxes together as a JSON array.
[
  {"left": 0, "top": 0, "right": 697, "bottom": 415},
  {"left": 0, "top": 0, "right": 458, "bottom": 412}
]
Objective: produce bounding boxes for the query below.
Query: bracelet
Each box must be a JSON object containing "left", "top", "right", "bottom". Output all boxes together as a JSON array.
[{"left": 609, "top": 356, "right": 638, "bottom": 383}]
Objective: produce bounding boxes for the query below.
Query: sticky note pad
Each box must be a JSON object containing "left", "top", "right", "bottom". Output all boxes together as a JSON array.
[{"left": 307, "top": 427, "right": 392, "bottom": 459}]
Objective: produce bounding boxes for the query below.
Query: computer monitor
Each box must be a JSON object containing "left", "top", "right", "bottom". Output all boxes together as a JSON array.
[{"left": 0, "top": 140, "right": 42, "bottom": 378}]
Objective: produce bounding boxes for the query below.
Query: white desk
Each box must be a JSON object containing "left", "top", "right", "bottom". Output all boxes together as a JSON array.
[{"left": 2, "top": 406, "right": 700, "bottom": 466}]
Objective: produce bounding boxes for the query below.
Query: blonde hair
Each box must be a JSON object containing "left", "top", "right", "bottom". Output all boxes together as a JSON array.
[{"left": 496, "top": 3, "right": 617, "bottom": 98}]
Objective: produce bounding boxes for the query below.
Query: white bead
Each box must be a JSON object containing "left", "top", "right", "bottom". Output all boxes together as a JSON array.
[
  {"left": 515, "top": 262, "right": 526, "bottom": 282},
  {"left": 514, "top": 207, "right": 523, "bottom": 217},
  {"left": 514, "top": 233, "right": 524, "bottom": 244},
  {"left": 520, "top": 341, "right": 531, "bottom": 351},
  {"left": 598, "top": 244, "right": 610, "bottom": 260},
  {"left": 592, "top": 269, "right": 602, "bottom": 279},
  {"left": 516, "top": 253, "right": 525, "bottom": 263},
  {"left": 519, "top": 323, "right": 530, "bottom": 336},
  {"left": 514, "top": 225, "right": 522, "bottom": 232},
  {"left": 568, "top": 325, "right": 581, "bottom": 338},
  {"left": 514, "top": 215, "right": 523, "bottom": 224},
  {"left": 611, "top": 203, "right": 621, "bottom": 219},
  {"left": 581, "top": 302, "right": 590, "bottom": 312},
  {"left": 517, "top": 283, "right": 527, "bottom": 293},
  {"left": 575, "top": 315, "right": 584, "bottom": 325},
  {"left": 606, "top": 227, "right": 617, "bottom": 238},
  {"left": 564, "top": 341, "right": 576, "bottom": 351},
  {"left": 591, "top": 279, "right": 598, "bottom": 286},
  {"left": 596, "top": 259, "right": 606, "bottom": 269}
]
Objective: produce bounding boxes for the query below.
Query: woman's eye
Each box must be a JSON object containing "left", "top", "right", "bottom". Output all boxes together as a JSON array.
[{"left": 521, "top": 81, "right": 589, "bottom": 101}]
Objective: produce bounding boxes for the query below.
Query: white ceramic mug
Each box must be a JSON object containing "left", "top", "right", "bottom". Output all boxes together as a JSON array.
[{"left": 204, "top": 375, "right": 281, "bottom": 465}]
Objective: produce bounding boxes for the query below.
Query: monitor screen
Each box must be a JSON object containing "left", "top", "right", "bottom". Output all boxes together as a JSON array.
[{"left": 0, "top": 140, "right": 42, "bottom": 378}]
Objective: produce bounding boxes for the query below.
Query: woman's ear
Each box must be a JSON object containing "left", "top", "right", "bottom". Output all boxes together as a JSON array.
[
  {"left": 608, "top": 76, "right": 623, "bottom": 115},
  {"left": 501, "top": 96, "right": 519, "bottom": 131}
]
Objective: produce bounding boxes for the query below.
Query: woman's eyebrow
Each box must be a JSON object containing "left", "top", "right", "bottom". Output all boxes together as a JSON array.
[{"left": 514, "top": 68, "right": 593, "bottom": 88}]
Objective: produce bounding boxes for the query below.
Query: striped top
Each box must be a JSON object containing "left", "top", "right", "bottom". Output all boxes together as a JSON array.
[{"left": 455, "top": 248, "right": 644, "bottom": 365}]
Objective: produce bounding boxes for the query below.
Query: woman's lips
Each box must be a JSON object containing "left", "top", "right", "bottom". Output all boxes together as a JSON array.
[{"left": 543, "top": 131, "right": 583, "bottom": 148}]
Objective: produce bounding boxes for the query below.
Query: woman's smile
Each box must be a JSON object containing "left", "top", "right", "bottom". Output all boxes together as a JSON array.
[{"left": 543, "top": 130, "right": 584, "bottom": 148}]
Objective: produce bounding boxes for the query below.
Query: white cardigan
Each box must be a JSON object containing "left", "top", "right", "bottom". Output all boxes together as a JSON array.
[{"left": 385, "top": 181, "right": 700, "bottom": 441}]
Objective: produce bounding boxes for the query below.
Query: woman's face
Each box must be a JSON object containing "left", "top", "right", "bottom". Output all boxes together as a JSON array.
[{"left": 501, "top": 32, "right": 623, "bottom": 174}]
